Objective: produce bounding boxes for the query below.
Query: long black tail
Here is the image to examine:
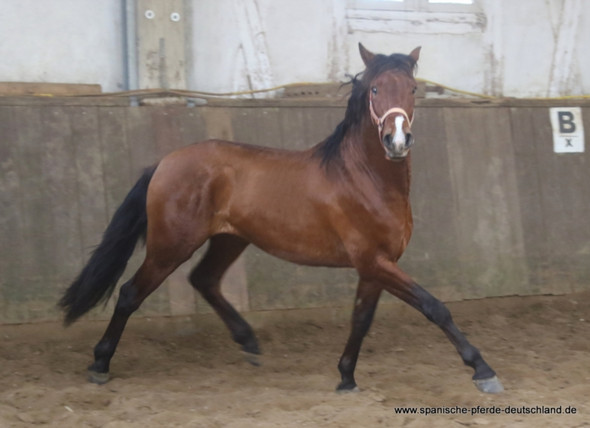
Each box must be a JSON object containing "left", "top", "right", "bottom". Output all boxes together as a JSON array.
[{"left": 59, "top": 165, "right": 157, "bottom": 325}]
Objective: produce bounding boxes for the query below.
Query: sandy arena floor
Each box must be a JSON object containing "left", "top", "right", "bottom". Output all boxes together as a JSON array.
[{"left": 1, "top": 291, "right": 589, "bottom": 427}]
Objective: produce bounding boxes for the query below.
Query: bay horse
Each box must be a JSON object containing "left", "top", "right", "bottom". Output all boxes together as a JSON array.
[{"left": 60, "top": 44, "right": 503, "bottom": 394}]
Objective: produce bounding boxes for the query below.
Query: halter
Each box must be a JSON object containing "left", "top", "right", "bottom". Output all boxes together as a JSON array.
[{"left": 369, "top": 93, "right": 414, "bottom": 134}]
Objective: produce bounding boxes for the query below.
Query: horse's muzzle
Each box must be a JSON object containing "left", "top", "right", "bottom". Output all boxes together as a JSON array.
[{"left": 382, "top": 131, "right": 413, "bottom": 159}]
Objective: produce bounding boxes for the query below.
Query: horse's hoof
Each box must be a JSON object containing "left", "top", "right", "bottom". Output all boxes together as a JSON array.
[
  {"left": 336, "top": 385, "right": 361, "bottom": 394},
  {"left": 242, "top": 351, "right": 261, "bottom": 367},
  {"left": 473, "top": 375, "right": 504, "bottom": 394},
  {"left": 88, "top": 370, "right": 110, "bottom": 385},
  {"left": 336, "top": 380, "right": 360, "bottom": 393}
]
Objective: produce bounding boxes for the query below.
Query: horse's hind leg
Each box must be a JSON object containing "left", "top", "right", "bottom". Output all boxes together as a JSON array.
[
  {"left": 378, "top": 261, "right": 503, "bottom": 393},
  {"left": 88, "top": 254, "right": 191, "bottom": 384},
  {"left": 189, "top": 234, "right": 260, "bottom": 361}
]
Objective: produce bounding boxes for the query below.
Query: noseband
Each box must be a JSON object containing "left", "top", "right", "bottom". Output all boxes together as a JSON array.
[{"left": 369, "top": 93, "right": 414, "bottom": 134}]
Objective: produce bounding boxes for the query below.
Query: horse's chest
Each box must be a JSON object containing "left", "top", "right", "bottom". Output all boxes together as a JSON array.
[{"left": 373, "top": 198, "right": 413, "bottom": 258}]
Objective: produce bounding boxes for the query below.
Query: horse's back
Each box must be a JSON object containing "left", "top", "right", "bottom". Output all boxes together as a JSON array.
[{"left": 146, "top": 140, "right": 352, "bottom": 267}]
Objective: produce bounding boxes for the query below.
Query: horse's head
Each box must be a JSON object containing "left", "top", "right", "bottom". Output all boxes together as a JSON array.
[{"left": 359, "top": 44, "right": 420, "bottom": 160}]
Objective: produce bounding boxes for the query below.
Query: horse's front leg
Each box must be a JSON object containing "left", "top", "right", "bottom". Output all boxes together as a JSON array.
[
  {"left": 377, "top": 259, "right": 503, "bottom": 393},
  {"left": 337, "top": 279, "right": 382, "bottom": 392}
]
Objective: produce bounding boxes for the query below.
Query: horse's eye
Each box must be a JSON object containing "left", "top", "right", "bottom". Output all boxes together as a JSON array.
[
  {"left": 412, "top": 86, "right": 417, "bottom": 94},
  {"left": 371, "top": 87, "right": 378, "bottom": 95}
]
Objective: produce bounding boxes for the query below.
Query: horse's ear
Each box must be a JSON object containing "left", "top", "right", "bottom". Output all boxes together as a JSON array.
[
  {"left": 409, "top": 46, "right": 421, "bottom": 63},
  {"left": 359, "top": 43, "right": 376, "bottom": 67}
]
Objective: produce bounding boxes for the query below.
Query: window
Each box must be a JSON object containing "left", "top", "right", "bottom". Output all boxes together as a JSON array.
[
  {"left": 347, "top": 0, "right": 483, "bottom": 35},
  {"left": 367, "top": 0, "right": 473, "bottom": 3},
  {"left": 429, "top": 0, "right": 473, "bottom": 3},
  {"left": 348, "top": 0, "right": 478, "bottom": 11}
]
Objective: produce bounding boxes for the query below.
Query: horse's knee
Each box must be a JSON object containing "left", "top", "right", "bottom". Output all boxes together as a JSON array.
[
  {"left": 189, "top": 272, "right": 218, "bottom": 296},
  {"left": 115, "top": 281, "right": 140, "bottom": 316},
  {"left": 188, "top": 267, "right": 200, "bottom": 290}
]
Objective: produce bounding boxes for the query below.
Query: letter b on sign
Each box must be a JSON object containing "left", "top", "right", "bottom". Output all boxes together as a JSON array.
[
  {"left": 550, "top": 107, "right": 585, "bottom": 153},
  {"left": 558, "top": 112, "right": 576, "bottom": 133}
]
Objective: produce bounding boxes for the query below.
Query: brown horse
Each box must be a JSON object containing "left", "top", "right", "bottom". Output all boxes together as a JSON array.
[{"left": 60, "top": 44, "right": 503, "bottom": 394}]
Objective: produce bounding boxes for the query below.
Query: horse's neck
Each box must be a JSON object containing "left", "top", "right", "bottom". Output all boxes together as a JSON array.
[{"left": 342, "top": 121, "right": 412, "bottom": 199}]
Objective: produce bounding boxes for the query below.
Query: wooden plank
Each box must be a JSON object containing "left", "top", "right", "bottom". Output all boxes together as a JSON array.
[
  {"left": 122, "top": 106, "right": 172, "bottom": 316},
  {"left": 523, "top": 107, "right": 590, "bottom": 293},
  {"left": 68, "top": 107, "right": 108, "bottom": 259},
  {"left": 0, "top": 107, "right": 26, "bottom": 322},
  {"left": 510, "top": 107, "right": 549, "bottom": 293},
  {"left": 1, "top": 95, "right": 590, "bottom": 110},
  {"left": 38, "top": 107, "right": 81, "bottom": 282},
  {"left": 152, "top": 106, "right": 224, "bottom": 316},
  {"left": 282, "top": 83, "right": 343, "bottom": 99},
  {"left": 0, "top": 96, "right": 128, "bottom": 107},
  {"left": 4, "top": 100, "right": 590, "bottom": 324},
  {"left": 151, "top": 106, "right": 206, "bottom": 316},
  {"left": 229, "top": 108, "right": 264, "bottom": 146},
  {"left": 278, "top": 108, "right": 309, "bottom": 151},
  {"left": 301, "top": 107, "right": 342, "bottom": 149},
  {"left": 199, "top": 106, "right": 249, "bottom": 312},
  {"left": 151, "top": 107, "right": 185, "bottom": 158},
  {"left": 98, "top": 107, "right": 134, "bottom": 218},
  {"left": 201, "top": 106, "right": 234, "bottom": 141},
  {"left": 10, "top": 106, "right": 81, "bottom": 320},
  {"left": 443, "top": 107, "right": 529, "bottom": 297},
  {"left": 249, "top": 108, "right": 282, "bottom": 149},
  {"left": 125, "top": 107, "right": 159, "bottom": 176},
  {"left": 175, "top": 106, "right": 208, "bottom": 145},
  {"left": 150, "top": 105, "right": 208, "bottom": 156},
  {"left": 80, "top": 106, "right": 136, "bottom": 320},
  {"left": 0, "top": 82, "right": 101, "bottom": 96},
  {"left": 402, "top": 107, "right": 466, "bottom": 301},
  {"left": 418, "top": 98, "right": 590, "bottom": 108},
  {"left": 6, "top": 107, "right": 44, "bottom": 321},
  {"left": 136, "top": 0, "right": 186, "bottom": 89},
  {"left": 205, "top": 98, "right": 348, "bottom": 109}
]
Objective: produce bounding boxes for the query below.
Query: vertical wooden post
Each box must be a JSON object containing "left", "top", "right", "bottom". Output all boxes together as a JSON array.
[{"left": 136, "top": 0, "right": 187, "bottom": 89}]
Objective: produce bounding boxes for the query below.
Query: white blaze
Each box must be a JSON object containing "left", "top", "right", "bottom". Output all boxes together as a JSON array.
[{"left": 393, "top": 115, "right": 406, "bottom": 151}]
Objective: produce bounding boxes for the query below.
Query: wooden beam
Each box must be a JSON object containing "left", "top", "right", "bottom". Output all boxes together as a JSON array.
[
  {"left": 346, "top": 9, "right": 486, "bottom": 35},
  {"left": 136, "top": 0, "right": 187, "bottom": 89},
  {"left": 0, "top": 82, "right": 101, "bottom": 96}
]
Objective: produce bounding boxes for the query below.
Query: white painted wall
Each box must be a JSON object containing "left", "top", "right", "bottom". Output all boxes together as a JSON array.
[
  {"left": 0, "top": 0, "right": 125, "bottom": 92},
  {"left": 0, "top": 0, "right": 588, "bottom": 97},
  {"left": 190, "top": 0, "right": 589, "bottom": 98}
]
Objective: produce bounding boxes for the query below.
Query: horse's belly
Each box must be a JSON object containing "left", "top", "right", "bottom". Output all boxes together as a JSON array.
[{"left": 251, "top": 235, "right": 352, "bottom": 268}]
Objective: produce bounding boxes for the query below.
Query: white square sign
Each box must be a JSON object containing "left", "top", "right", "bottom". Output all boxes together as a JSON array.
[{"left": 549, "top": 107, "right": 585, "bottom": 153}]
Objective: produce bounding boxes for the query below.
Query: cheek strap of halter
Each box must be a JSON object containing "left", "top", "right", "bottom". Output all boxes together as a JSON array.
[{"left": 369, "top": 94, "right": 414, "bottom": 134}]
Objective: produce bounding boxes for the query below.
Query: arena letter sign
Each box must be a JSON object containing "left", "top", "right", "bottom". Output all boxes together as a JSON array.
[{"left": 549, "top": 107, "right": 585, "bottom": 153}]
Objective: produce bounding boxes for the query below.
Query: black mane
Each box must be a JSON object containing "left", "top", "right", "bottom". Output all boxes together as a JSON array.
[{"left": 313, "top": 53, "right": 417, "bottom": 167}]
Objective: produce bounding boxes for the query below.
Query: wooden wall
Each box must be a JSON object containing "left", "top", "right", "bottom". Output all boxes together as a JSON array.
[{"left": 1, "top": 96, "right": 589, "bottom": 323}]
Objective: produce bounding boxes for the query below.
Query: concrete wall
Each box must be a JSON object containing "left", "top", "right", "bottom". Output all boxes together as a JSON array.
[
  {"left": 1, "top": 96, "right": 589, "bottom": 324},
  {"left": 1, "top": 0, "right": 589, "bottom": 97}
]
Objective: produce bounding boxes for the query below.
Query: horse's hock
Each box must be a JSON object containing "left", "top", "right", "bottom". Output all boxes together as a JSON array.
[{"left": 1, "top": 95, "right": 590, "bottom": 324}]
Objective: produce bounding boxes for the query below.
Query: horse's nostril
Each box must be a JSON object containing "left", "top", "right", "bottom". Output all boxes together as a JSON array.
[
  {"left": 405, "top": 133, "right": 413, "bottom": 148},
  {"left": 383, "top": 134, "right": 394, "bottom": 148}
]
